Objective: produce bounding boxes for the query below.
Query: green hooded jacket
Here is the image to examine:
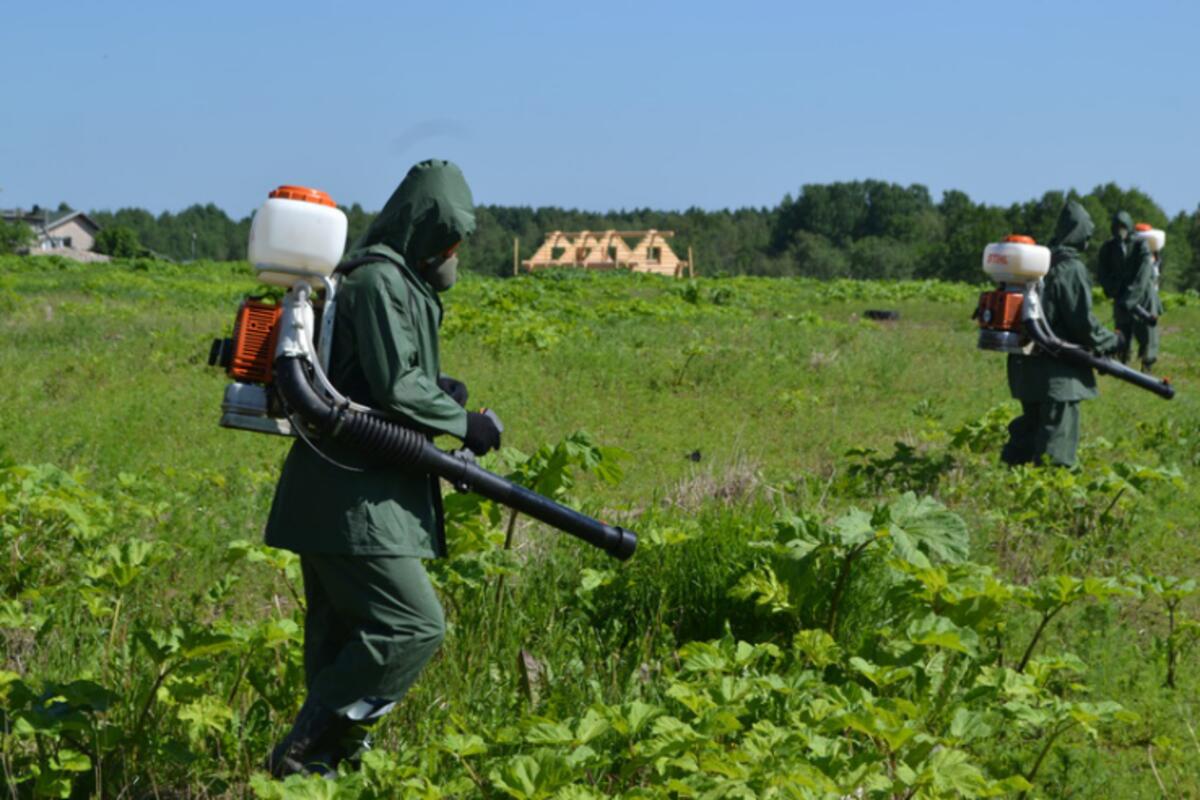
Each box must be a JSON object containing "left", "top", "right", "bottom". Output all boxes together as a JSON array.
[
  {"left": 264, "top": 160, "right": 476, "bottom": 558},
  {"left": 1007, "top": 202, "right": 1119, "bottom": 402},
  {"left": 1097, "top": 210, "right": 1154, "bottom": 320}
]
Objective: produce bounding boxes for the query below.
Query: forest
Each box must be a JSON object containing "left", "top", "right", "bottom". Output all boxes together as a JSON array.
[{"left": 68, "top": 181, "right": 1200, "bottom": 288}]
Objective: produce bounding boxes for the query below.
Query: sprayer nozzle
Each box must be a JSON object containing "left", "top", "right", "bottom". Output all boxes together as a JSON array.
[{"left": 607, "top": 526, "right": 638, "bottom": 561}]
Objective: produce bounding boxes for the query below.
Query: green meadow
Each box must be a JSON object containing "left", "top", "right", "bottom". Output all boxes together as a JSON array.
[{"left": 2, "top": 255, "right": 1199, "bottom": 798}]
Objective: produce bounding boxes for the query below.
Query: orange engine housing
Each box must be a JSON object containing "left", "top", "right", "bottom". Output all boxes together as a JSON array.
[
  {"left": 975, "top": 288, "right": 1024, "bottom": 332},
  {"left": 228, "top": 299, "right": 283, "bottom": 384}
]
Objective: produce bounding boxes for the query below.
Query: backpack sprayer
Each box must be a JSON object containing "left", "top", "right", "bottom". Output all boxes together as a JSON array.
[
  {"left": 1134, "top": 223, "right": 1166, "bottom": 274},
  {"left": 207, "top": 185, "right": 636, "bottom": 561},
  {"left": 1134, "top": 223, "right": 1166, "bottom": 325},
  {"left": 974, "top": 235, "right": 1174, "bottom": 399}
]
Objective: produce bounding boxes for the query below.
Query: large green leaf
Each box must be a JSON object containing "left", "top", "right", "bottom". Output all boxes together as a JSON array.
[
  {"left": 883, "top": 493, "right": 970, "bottom": 566},
  {"left": 906, "top": 613, "right": 980, "bottom": 656},
  {"left": 490, "top": 754, "right": 574, "bottom": 800}
]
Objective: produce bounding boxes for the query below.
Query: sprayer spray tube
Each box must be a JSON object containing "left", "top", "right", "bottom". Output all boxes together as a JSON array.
[
  {"left": 273, "top": 354, "right": 637, "bottom": 561},
  {"left": 1021, "top": 284, "right": 1174, "bottom": 400},
  {"left": 272, "top": 282, "right": 636, "bottom": 560},
  {"left": 422, "top": 447, "right": 637, "bottom": 559}
]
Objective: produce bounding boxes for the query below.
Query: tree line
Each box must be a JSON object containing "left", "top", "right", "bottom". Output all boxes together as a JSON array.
[{"left": 63, "top": 182, "right": 1200, "bottom": 288}]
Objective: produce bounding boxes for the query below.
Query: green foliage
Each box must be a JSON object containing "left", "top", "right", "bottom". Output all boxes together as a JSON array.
[
  {"left": 79, "top": 181, "right": 1200, "bottom": 286},
  {"left": 3, "top": 453, "right": 1159, "bottom": 797},
  {"left": 93, "top": 225, "right": 146, "bottom": 258},
  {"left": 3, "top": 256, "right": 1200, "bottom": 796},
  {"left": 0, "top": 217, "right": 34, "bottom": 253},
  {"left": 0, "top": 464, "right": 304, "bottom": 796},
  {"left": 90, "top": 203, "right": 251, "bottom": 261},
  {"left": 844, "top": 442, "right": 957, "bottom": 495}
]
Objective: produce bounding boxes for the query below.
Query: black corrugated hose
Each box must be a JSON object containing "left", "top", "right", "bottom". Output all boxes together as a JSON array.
[{"left": 273, "top": 356, "right": 637, "bottom": 560}]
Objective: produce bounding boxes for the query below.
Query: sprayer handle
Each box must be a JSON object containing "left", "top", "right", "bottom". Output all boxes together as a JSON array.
[
  {"left": 479, "top": 408, "right": 505, "bottom": 433},
  {"left": 447, "top": 449, "right": 479, "bottom": 493},
  {"left": 449, "top": 411, "right": 505, "bottom": 490}
]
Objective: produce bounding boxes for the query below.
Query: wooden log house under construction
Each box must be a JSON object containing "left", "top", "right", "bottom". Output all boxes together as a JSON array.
[{"left": 518, "top": 230, "right": 693, "bottom": 277}]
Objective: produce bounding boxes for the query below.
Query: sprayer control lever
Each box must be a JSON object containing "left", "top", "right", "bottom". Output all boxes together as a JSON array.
[{"left": 449, "top": 410, "right": 504, "bottom": 491}]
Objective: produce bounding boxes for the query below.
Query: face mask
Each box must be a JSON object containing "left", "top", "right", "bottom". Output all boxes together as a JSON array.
[{"left": 424, "top": 254, "right": 459, "bottom": 292}]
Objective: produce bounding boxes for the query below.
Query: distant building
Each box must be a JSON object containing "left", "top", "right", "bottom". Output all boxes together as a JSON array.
[
  {"left": 1, "top": 206, "right": 106, "bottom": 259},
  {"left": 521, "top": 230, "right": 693, "bottom": 277}
]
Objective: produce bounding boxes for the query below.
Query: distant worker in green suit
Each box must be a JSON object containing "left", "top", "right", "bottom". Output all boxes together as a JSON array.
[
  {"left": 1097, "top": 211, "right": 1159, "bottom": 370},
  {"left": 262, "top": 160, "right": 503, "bottom": 777},
  {"left": 1002, "top": 201, "right": 1123, "bottom": 468},
  {"left": 1139, "top": 225, "right": 1166, "bottom": 370}
]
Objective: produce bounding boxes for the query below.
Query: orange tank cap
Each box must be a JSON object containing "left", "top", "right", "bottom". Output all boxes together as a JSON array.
[
  {"left": 1135, "top": 222, "right": 1153, "bottom": 231},
  {"left": 269, "top": 185, "right": 336, "bottom": 207},
  {"left": 1003, "top": 235, "right": 1036, "bottom": 244}
]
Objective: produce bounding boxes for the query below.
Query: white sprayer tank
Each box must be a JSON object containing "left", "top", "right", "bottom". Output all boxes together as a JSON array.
[
  {"left": 1134, "top": 224, "right": 1166, "bottom": 255},
  {"left": 982, "top": 235, "right": 1051, "bottom": 284},
  {"left": 248, "top": 186, "right": 348, "bottom": 287}
]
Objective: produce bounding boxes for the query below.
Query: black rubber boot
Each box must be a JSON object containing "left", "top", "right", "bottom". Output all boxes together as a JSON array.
[
  {"left": 264, "top": 697, "right": 352, "bottom": 778},
  {"left": 306, "top": 724, "right": 374, "bottom": 774}
]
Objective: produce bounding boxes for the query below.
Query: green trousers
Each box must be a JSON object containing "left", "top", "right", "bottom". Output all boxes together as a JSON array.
[
  {"left": 1115, "top": 312, "right": 1160, "bottom": 370},
  {"left": 300, "top": 555, "right": 445, "bottom": 713},
  {"left": 1001, "top": 400, "right": 1081, "bottom": 468},
  {"left": 1126, "top": 320, "right": 1159, "bottom": 369}
]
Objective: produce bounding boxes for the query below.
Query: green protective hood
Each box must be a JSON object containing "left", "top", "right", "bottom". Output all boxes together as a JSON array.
[
  {"left": 1049, "top": 201, "right": 1095, "bottom": 250},
  {"left": 1111, "top": 210, "right": 1134, "bottom": 236},
  {"left": 356, "top": 159, "right": 476, "bottom": 267}
]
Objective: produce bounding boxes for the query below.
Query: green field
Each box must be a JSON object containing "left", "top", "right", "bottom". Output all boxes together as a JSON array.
[{"left": 2, "top": 255, "right": 1200, "bottom": 798}]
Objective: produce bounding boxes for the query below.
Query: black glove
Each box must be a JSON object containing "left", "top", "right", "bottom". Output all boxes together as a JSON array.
[
  {"left": 463, "top": 411, "right": 502, "bottom": 456},
  {"left": 437, "top": 375, "right": 468, "bottom": 407},
  {"left": 1113, "top": 330, "right": 1128, "bottom": 357}
]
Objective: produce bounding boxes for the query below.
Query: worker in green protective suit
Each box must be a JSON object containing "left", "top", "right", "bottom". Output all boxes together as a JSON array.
[
  {"left": 1144, "top": 242, "right": 1166, "bottom": 368},
  {"left": 261, "top": 160, "right": 502, "bottom": 777},
  {"left": 1002, "top": 201, "right": 1122, "bottom": 468},
  {"left": 1097, "top": 211, "right": 1159, "bottom": 370}
]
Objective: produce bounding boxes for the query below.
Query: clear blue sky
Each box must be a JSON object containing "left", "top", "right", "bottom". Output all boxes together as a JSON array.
[{"left": 2, "top": 1, "right": 1197, "bottom": 218}]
